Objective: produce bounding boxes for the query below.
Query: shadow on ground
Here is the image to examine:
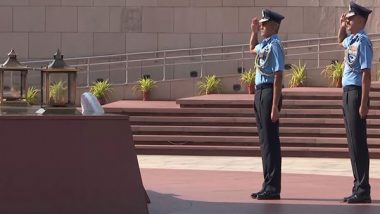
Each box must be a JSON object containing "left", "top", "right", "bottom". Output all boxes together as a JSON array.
[{"left": 147, "top": 190, "right": 380, "bottom": 214}]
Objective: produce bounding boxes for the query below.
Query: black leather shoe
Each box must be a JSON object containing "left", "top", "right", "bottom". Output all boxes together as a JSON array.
[
  {"left": 250, "top": 190, "right": 264, "bottom": 199},
  {"left": 346, "top": 194, "right": 371, "bottom": 204},
  {"left": 343, "top": 194, "right": 355, "bottom": 202},
  {"left": 256, "top": 191, "right": 281, "bottom": 200}
]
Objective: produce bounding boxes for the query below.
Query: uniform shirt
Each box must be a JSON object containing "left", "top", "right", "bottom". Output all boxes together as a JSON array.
[
  {"left": 342, "top": 30, "right": 372, "bottom": 87},
  {"left": 254, "top": 34, "right": 285, "bottom": 86}
]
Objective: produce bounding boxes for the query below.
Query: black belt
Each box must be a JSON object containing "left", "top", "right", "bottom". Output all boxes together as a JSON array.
[
  {"left": 256, "top": 83, "right": 273, "bottom": 90},
  {"left": 343, "top": 85, "right": 361, "bottom": 92}
]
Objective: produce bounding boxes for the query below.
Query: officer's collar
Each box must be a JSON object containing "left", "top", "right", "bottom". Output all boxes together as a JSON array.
[
  {"left": 351, "top": 29, "right": 367, "bottom": 40},
  {"left": 262, "top": 34, "right": 279, "bottom": 44}
]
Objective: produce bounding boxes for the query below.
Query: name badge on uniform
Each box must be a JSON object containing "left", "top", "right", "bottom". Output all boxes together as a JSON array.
[
  {"left": 258, "top": 46, "right": 270, "bottom": 60},
  {"left": 345, "top": 42, "right": 359, "bottom": 68},
  {"left": 255, "top": 44, "right": 274, "bottom": 77},
  {"left": 348, "top": 43, "right": 358, "bottom": 57}
]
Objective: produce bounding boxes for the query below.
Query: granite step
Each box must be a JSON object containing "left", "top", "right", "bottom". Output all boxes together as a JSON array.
[
  {"left": 135, "top": 145, "right": 380, "bottom": 158},
  {"left": 133, "top": 135, "right": 380, "bottom": 148},
  {"left": 131, "top": 125, "right": 380, "bottom": 138}
]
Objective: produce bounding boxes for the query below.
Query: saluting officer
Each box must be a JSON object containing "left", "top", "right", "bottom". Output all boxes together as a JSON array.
[
  {"left": 249, "top": 9, "right": 285, "bottom": 200},
  {"left": 338, "top": 2, "right": 372, "bottom": 204}
]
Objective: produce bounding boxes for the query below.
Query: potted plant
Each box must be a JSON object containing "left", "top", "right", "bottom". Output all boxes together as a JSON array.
[
  {"left": 198, "top": 75, "right": 222, "bottom": 95},
  {"left": 321, "top": 61, "right": 344, "bottom": 88},
  {"left": 90, "top": 80, "right": 112, "bottom": 105},
  {"left": 288, "top": 62, "right": 307, "bottom": 88},
  {"left": 49, "top": 81, "right": 67, "bottom": 106},
  {"left": 133, "top": 78, "right": 157, "bottom": 101},
  {"left": 240, "top": 69, "right": 256, "bottom": 94},
  {"left": 26, "top": 86, "right": 39, "bottom": 105}
]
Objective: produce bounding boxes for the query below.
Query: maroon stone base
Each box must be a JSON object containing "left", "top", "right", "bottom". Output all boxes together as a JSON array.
[{"left": 0, "top": 115, "right": 148, "bottom": 214}]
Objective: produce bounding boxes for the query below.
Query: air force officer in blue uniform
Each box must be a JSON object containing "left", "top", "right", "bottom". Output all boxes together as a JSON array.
[
  {"left": 249, "top": 9, "right": 285, "bottom": 200},
  {"left": 338, "top": 2, "right": 372, "bottom": 204}
]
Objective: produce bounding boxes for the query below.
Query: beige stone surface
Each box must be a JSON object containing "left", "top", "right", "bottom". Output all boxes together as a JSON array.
[
  {"left": 78, "top": 7, "right": 110, "bottom": 32},
  {"left": 206, "top": 8, "right": 238, "bottom": 33},
  {"left": 150, "top": 81, "right": 171, "bottom": 100},
  {"left": 169, "top": 79, "right": 197, "bottom": 99},
  {"left": 126, "top": 33, "right": 158, "bottom": 53},
  {"left": 123, "top": 83, "right": 140, "bottom": 100},
  {"left": 109, "top": 64, "right": 128, "bottom": 84},
  {"left": 351, "top": 0, "right": 375, "bottom": 7},
  {"left": 0, "top": 0, "right": 28, "bottom": 6},
  {"left": 238, "top": 7, "right": 262, "bottom": 33},
  {"left": 1, "top": 0, "right": 380, "bottom": 91},
  {"left": 223, "top": 33, "right": 250, "bottom": 45},
  {"left": 303, "top": 7, "right": 336, "bottom": 34},
  {"left": 28, "top": 0, "right": 61, "bottom": 5},
  {"left": 158, "top": 33, "right": 190, "bottom": 50},
  {"left": 125, "top": 0, "right": 158, "bottom": 6},
  {"left": 172, "top": 64, "right": 202, "bottom": 79},
  {"left": 94, "top": 33, "right": 126, "bottom": 55},
  {"left": 274, "top": 7, "right": 304, "bottom": 34},
  {"left": 223, "top": 0, "right": 254, "bottom": 6},
  {"left": 191, "top": 0, "right": 222, "bottom": 6},
  {"left": 126, "top": 67, "right": 143, "bottom": 84},
  {"left": 157, "top": 0, "right": 190, "bottom": 6},
  {"left": 367, "top": 7, "right": 380, "bottom": 34},
  {"left": 255, "top": 0, "right": 286, "bottom": 6},
  {"left": 61, "top": 0, "right": 93, "bottom": 6},
  {"left": 287, "top": 33, "right": 320, "bottom": 40},
  {"left": 142, "top": 7, "right": 174, "bottom": 33},
  {"left": 13, "top": 7, "right": 45, "bottom": 32},
  {"left": 141, "top": 65, "right": 164, "bottom": 81},
  {"left": 204, "top": 61, "right": 237, "bottom": 77},
  {"left": 304, "top": 68, "right": 330, "bottom": 87},
  {"left": 174, "top": 8, "right": 207, "bottom": 33},
  {"left": 28, "top": 33, "right": 61, "bottom": 59},
  {"left": 93, "top": 0, "right": 126, "bottom": 6},
  {"left": 219, "top": 75, "right": 244, "bottom": 93},
  {"left": 190, "top": 33, "right": 222, "bottom": 48},
  {"left": 88, "top": 65, "right": 110, "bottom": 83},
  {"left": 0, "top": 33, "right": 29, "bottom": 59},
  {"left": 46, "top": 7, "right": 78, "bottom": 32},
  {"left": 106, "top": 84, "right": 125, "bottom": 102},
  {"left": 136, "top": 155, "right": 380, "bottom": 179},
  {"left": 110, "top": 7, "right": 142, "bottom": 32},
  {"left": 0, "top": 7, "right": 12, "bottom": 32},
  {"left": 319, "top": 0, "right": 346, "bottom": 7},
  {"left": 287, "top": 0, "right": 319, "bottom": 6},
  {"left": 110, "top": 7, "right": 124, "bottom": 33},
  {"left": 61, "top": 33, "right": 94, "bottom": 57}
]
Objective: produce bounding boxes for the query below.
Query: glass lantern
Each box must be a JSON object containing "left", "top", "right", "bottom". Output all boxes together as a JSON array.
[
  {"left": 40, "top": 50, "right": 78, "bottom": 110},
  {"left": 0, "top": 49, "right": 29, "bottom": 106}
]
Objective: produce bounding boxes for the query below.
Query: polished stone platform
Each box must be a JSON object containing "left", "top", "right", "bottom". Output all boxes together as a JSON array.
[{"left": 142, "top": 168, "right": 380, "bottom": 214}]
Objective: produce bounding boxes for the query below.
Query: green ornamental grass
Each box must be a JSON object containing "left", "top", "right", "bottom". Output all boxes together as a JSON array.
[
  {"left": 288, "top": 62, "right": 306, "bottom": 88},
  {"left": 26, "top": 86, "right": 39, "bottom": 105},
  {"left": 198, "top": 75, "right": 221, "bottom": 95}
]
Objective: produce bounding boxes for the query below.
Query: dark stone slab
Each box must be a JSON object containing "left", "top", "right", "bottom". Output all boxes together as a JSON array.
[{"left": 0, "top": 115, "right": 149, "bottom": 214}]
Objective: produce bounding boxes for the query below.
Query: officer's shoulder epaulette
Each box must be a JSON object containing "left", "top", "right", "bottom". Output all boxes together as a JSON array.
[
  {"left": 358, "top": 34, "right": 372, "bottom": 47},
  {"left": 357, "top": 33, "right": 369, "bottom": 42},
  {"left": 269, "top": 38, "right": 281, "bottom": 46},
  {"left": 269, "top": 38, "right": 284, "bottom": 53}
]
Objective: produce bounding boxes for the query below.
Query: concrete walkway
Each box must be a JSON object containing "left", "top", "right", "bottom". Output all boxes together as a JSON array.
[
  {"left": 139, "top": 156, "right": 380, "bottom": 214},
  {"left": 138, "top": 156, "right": 380, "bottom": 178}
]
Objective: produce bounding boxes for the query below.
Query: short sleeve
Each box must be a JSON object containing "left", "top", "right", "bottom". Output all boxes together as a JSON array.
[
  {"left": 255, "top": 43, "right": 261, "bottom": 54},
  {"left": 358, "top": 38, "right": 373, "bottom": 70},
  {"left": 271, "top": 42, "right": 285, "bottom": 72},
  {"left": 342, "top": 36, "right": 350, "bottom": 49}
]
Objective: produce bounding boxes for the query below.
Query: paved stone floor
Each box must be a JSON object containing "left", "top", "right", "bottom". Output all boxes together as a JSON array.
[{"left": 139, "top": 156, "right": 380, "bottom": 214}]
